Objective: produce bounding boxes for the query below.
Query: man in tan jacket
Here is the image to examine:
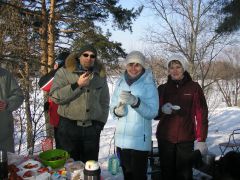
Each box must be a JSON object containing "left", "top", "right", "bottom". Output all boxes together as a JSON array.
[{"left": 50, "top": 44, "right": 109, "bottom": 162}]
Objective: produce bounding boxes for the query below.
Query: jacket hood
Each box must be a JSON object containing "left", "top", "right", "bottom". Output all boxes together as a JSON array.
[{"left": 65, "top": 52, "right": 106, "bottom": 78}]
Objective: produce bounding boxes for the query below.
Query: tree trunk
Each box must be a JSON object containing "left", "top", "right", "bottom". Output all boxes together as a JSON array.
[
  {"left": 48, "top": 0, "right": 56, "bottom": 72},
  {"left": 21, "top": 62, "right": 34, "bottom": 154},
  {"left": 38, "top": 0, "right": 54, "bottom": 138},
  {"left": 44, "top": 0, "right": 56, "bottom": 138},
  {"left": 40, "top": 0, "right": 48, "bottom": 76}
]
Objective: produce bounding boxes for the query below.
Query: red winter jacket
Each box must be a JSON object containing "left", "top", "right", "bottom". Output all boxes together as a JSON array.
[
  {"left": 155, "top": 71, "right": 208, "bottom": 143},
  {"left": 39, "top": 70, "right": 60, "bottom": 127}
]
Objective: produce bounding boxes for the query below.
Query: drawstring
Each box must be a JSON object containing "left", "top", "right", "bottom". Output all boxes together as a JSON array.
[{"left": 109, "top": 128, "right": 116, "bottom": 156}]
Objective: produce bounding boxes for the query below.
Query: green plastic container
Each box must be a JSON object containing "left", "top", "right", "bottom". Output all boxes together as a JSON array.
[{"left": 39, "top": 149, "right": 69, "bottom": 169}]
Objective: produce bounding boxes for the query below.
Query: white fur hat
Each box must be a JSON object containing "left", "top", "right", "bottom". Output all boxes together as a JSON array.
[
  {"left": 125, "top": 51, "right": 146, "bottom": 68},
  {"left": 167, "top": 54, "right": 188, "bottom": 71}
]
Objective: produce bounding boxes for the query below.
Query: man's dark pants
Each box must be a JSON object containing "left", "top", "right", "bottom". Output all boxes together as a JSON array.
[{"left": 57, "top": 116, "right": 102, "bottom": 163}]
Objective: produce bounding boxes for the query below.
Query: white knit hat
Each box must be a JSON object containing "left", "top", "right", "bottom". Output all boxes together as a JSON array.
[
  {"left": 125, "top": 51, "right": 146, "bottom": 68},
  {"left": 167, "top": 54, "right": 188, "bottom": 71}
]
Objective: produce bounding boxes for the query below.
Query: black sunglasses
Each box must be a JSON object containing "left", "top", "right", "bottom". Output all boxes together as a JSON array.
[{"left": 82, "top": 53, "right": 96, "bottom": 58}]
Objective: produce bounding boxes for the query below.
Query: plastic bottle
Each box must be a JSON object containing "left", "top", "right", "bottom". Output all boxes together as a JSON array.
[
  {"left": 108, "top": 156, "right": 113, "bottom": 172},
  {"left": 111, "top": 156, "right": 119, "bottom": 175}
]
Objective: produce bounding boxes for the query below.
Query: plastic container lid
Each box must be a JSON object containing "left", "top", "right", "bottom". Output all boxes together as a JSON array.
[
  {"left": 85, "top": 160, "right": 100, "bottom": 171},
  {"left": 172, "top": 105, "right": 181, "bottom": 110}
]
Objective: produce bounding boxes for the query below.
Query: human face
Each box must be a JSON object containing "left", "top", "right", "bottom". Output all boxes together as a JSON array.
[
  {"left": 126, "top": 63, "right": 143, "bottom": 78},
  {"left": 79, "top": 51, "right": 96, "bottom": 70},
  {"left": 53, "top": 63, "right": 59, "bottom": 70},
  {"left": 168, "top": 61, "right": 184, "bottom": 80}
]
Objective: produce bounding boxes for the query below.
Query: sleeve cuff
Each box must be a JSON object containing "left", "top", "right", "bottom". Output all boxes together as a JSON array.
[
  {"left": 71, "top": 82, "right": 79, "bottom": 90},
  {"left": 113, "top": 107, "right": 124, "bottom": 118},
  {"left": 131, "top": 98, "right": 140, "bottom": 108},
  {"left": 197, "top": 137, "right": 205, "bottom": 142}
]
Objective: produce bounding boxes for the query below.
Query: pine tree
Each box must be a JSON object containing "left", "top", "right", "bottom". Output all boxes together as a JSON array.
[{"left": 216, "top": 0, "right": 240, "bottom": 33}]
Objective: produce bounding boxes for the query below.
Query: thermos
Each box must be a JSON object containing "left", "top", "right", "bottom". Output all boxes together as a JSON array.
[
  {"left": 84, "top": 160, "right": 101, "bottom": 180},
  {"left": 0, "top": 150, "right": 8, "bottom": 180}
]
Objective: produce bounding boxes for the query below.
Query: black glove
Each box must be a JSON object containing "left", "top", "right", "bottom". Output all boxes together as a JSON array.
[{"left": 44, "top": 102, "right": 49, "bottom": 112}]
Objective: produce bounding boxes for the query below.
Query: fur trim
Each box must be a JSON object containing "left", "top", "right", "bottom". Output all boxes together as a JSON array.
[
  {"left": 65, "top": 52, "right": 106, "bottom": 78},
  {"left": 65, "top": 52, "right": 78, "bottom": 72},
  {"left": 95, "top": 60, "right": 106, "bottom": 78}
]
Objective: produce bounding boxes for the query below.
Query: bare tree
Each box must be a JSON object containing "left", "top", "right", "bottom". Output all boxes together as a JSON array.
[
  {"left": 148, "top": 55, "right": 167, "bottom": 85},
  {"left": 214, "top": 47, "right": 240, "bottom": 107},
  {"left": 143, "top": 0, "right": 231, "bottom": 91},
  {"left": 14, "top": 78, "right": 47, "bottom": 155}
]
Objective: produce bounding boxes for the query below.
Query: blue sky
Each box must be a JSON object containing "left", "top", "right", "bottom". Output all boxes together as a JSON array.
[{"left": 108, "top": 0, "right": 155, "bottom": 53}]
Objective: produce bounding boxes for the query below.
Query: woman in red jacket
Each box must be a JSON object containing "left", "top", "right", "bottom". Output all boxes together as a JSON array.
[
  {"left": 155, "top": 55, "right": 208, "bottom": 180},
  {"left": 39, "top": 51, "right": 70, "bottom": 149}
]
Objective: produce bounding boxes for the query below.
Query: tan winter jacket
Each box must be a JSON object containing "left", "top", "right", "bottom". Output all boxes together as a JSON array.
[{"left": 49, "top": 53, "right": 110, "bottom": 124}]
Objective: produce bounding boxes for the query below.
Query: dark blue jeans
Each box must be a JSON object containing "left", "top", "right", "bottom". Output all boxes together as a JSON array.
[{"left": 57, "top": 116, "right": 103, "bottom": 163}]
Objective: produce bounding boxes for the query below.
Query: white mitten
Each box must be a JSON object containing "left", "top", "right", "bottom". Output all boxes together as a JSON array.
[
  {"left": 114, "top": 103, "right": 127, "bottom": 117},
  {"left": 195, "top": 142, "right": 208, "bottom": 156},
  {"left": 119, "top": 91, "right": 138, "bottom": 106},
  {"left": 161, "top": 103, "right": 173, "bottom": 114}
]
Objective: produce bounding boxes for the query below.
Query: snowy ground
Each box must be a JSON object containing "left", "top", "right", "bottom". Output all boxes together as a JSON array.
[{"left": 98, "top": 107, "right": 240, "bottom": 179}]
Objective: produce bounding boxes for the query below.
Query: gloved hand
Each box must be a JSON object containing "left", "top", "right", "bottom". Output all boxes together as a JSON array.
[
  {"left": 119, "top": 91, "right": 138, "bottom": 106},
  {"left": 195, "top": 142, "right": 208, "bottom": 156},
  {"left": 114, "top": 103, "right": 127, "bottom": 117},
  {"left": 161, "top": 102, "right": 173, "bottom": 114},
  {"left": 44, "top": 102, "right": 49, "bottom": 112}
]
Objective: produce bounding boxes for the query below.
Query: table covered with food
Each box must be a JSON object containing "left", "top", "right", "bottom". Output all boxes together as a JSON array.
[{"left": 6, "top": 149, "right": 101, "bottom": 180}]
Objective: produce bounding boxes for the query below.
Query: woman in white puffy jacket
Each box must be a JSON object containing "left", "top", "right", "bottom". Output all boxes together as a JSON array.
[{"left": 110, "top": 51, "right": 159, "bottom": 180}]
